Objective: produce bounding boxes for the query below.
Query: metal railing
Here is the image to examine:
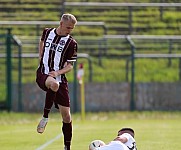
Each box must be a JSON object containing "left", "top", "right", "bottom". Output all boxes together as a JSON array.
[
  {"left": 63, "top": 2, "right": 181, "bottom": 34},
  {"left": 103, "top": 34, "right": 181, "bottom": 110},
  {"left": 64, "top": 2, "right": 181, "bottom": 7},
  {"left": 0, "top": 21, "right": 107, "bottom": 36}
]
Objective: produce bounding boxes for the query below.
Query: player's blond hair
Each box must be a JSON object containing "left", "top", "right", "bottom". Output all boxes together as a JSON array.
[{"left": 61, "top": 13, "right": 77, "bottom": 24}]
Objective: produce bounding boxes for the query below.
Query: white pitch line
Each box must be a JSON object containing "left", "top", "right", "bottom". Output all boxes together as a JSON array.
[
  {"left": 36, "top": 125, "right": 78, "bottom": 150},
  {"left": 36, "top": 133, "right": 63, "bottom": 150}
]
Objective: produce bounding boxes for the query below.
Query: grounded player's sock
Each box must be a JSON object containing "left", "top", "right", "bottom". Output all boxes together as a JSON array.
[
  {"left": 62, "top": 121, "right": 72, "bottom": 148},
  {"left": 43, "top": 89, "right": 56, "bottom": 118}
]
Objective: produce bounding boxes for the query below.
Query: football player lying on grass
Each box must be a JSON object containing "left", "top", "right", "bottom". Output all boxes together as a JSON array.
[{"left": 89, "top": 128, "right": 137, "bottom": 150}]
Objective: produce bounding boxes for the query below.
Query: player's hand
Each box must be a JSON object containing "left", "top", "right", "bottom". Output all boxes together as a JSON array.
[
  {"left": 114, "top": 136, "right": 127, "bottom": 143},
  {"left": 48, "top": 71, "right": 59, "bottom": 77}
]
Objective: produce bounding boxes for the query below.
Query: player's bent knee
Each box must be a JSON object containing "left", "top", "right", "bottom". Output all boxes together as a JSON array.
[
  {"left": 62, "top": 114, "right": 71, "bottom": 123},
  {"left": 45, "top": 76, "right": 59, "bottom": 91},
  {"left": 50, "top": 82, "right": 59, "bottom": 92}
]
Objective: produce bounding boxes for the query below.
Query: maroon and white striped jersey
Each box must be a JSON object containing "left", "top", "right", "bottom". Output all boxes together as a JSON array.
[{"left": 38, "top": 28, "right": 78, "bottom": 83}]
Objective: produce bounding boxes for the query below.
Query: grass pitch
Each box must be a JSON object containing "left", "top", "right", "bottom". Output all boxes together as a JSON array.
[{"left": 0, "top": 111, "right": 181, "bottom": 150}]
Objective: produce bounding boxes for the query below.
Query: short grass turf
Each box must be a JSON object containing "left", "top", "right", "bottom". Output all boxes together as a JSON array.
[{"left": 0, "top": 111, "right": 181, "bottom": 150}]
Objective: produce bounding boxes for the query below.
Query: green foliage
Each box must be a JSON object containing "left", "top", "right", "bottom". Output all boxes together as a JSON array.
[
  {"left": 163, "top": 11, "right": 181, "bottom": 22},
  {"left": 1, "top": 0, "right": 181, "bottom": 36},
  {"left": 134, "top": 59, "right": 180, "bottom": 82},
  {"left": 1, "top": 55, "right": 181, "bottom": 84}
]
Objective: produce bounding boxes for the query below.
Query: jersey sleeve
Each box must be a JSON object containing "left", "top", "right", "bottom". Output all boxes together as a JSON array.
[{"left": 67, "top": 39, "right": 78, "bottom": 63}]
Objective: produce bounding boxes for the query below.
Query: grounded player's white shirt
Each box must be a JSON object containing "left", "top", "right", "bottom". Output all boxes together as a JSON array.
[
  {"left": 120, "top": 133, "right": 137, "bottom": 150},
  {"left": 95, "top": 133, "right": 137, "bottom": 150},
  {"left": 95, "top": 141, "right": 129, "bottom": 150}
]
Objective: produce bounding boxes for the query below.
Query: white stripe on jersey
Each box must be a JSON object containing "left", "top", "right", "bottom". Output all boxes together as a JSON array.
[
  {"left": 54, "top": 35, "right": 69, "bottom": 71},
  {"left": 43, "top": 28, "right": 70, "bottom": 75},
  {"left": 43, "top": 29, "right": 56, "bottom": 74},
  {"left": 54, "top": 35, "right": 69, "bottom": 82}
]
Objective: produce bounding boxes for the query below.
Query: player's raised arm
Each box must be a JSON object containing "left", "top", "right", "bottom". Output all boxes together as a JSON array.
[
  {"left": 48, "top": 62, "right": 74, "bottom": 78},
  {"left": 114, "top": 135, "right": 128, "bottom": 143},
  {"left": 57, "top": 62, "right": 73, "bottom": 74}
]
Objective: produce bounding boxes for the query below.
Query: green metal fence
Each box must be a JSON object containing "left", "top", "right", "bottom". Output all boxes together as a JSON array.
[
  {"left": 0, "top": 28, "right": 22, "bottom": 111},
  {"left": 0, "top": 31, "right": 7, "bottom": 110},
  {"left": 1, "top": 28, "right": 181, "bottom": 112}
]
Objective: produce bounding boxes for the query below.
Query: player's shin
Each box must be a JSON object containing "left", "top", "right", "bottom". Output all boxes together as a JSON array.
[
  {"left": 62, "top": 121, "right": 72, "bottom": 150},
  {"left": 43, "top": 89, "right": 56, "bottom": 118}
]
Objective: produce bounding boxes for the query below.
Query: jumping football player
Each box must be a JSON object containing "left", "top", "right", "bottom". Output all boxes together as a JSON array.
[{"left": 36, "top": 13, "right": 78, "bottom": 150}]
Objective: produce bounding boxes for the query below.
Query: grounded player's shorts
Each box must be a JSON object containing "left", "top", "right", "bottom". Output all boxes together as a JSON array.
[{"left": 36, "top": 68, "right": 70, "bottom": 108}]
